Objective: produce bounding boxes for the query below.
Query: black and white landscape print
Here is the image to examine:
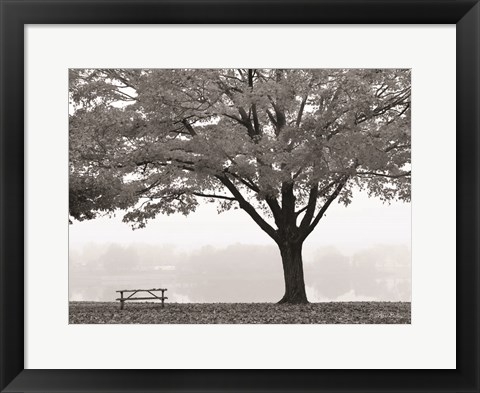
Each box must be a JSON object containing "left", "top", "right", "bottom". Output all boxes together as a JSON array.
[{"left": 69, "top": 69, "right": 411, "bottom": 324}]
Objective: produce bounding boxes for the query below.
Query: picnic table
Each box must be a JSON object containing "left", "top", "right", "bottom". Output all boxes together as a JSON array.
[{"left": 116, "top": 288, "right": 168, "bottom": 310}]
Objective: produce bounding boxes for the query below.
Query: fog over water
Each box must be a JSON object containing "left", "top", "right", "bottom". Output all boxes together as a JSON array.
[
  {"left": 70, "top": 243, "right": 411, "bottom": 303},
  {"left": 69, "top": 192, "right": 411, "bottom": 303}
]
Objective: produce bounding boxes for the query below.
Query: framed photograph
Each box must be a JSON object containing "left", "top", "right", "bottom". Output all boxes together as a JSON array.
[{"left": 1, "top": 0, "right": 479, "bottom": 392}]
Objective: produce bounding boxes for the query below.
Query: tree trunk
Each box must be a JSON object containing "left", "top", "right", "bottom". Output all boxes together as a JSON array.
[{"left": 278, "top": 241, "right": 309, "bottom": 304}]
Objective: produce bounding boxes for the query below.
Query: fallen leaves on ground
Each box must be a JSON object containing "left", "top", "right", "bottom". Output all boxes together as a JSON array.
[{"left": 69, "top": 301, "right": 411, "bottom": 324}]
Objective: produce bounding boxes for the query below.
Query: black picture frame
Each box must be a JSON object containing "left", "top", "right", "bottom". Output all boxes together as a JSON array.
[{"left": 1, "top": 1, "right": 479, "bottom": 392}]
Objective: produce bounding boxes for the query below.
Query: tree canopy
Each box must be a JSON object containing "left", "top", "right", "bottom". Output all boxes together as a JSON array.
[{"left": 69, "top": 68, "right": 411, "bottom": 245}]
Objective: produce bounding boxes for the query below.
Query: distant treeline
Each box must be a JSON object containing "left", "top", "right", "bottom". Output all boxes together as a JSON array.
[{"left": 69, "top": 243, "right": 411, "bottom": 303}]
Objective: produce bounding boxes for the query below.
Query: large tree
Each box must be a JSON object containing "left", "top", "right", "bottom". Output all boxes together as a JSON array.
[{"left": 69, "top": 69, "right": 411, "bottom": 304}]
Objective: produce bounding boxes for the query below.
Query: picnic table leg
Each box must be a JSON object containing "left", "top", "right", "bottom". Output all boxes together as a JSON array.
[{"left": 120, "top": 291, "right": 124, "bottom": 310}]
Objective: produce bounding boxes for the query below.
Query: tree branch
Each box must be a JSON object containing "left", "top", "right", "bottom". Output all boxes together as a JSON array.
[
  {"left": 181, "top": 119, "right": 197, "bottom": 136},
  {"left": 225, "top": 169, "right": 281, "bottom": 228},
  {"left": 216, "top": 175, "right": 279, "bottom": 242},
  {"left": 135, "top": 180, "right": 162, "bottom": 195},
  {"left": 248, "top": 69, "right": 261, "bottom": 136},
  {"left": 225, "top": 171, "right": 260, "bottom": 193},
  {"left": 266, "top": 109, "right": 277, "bottom": 129},
  {"left": 296, "top": 94, "right": 308, "bottom": 127},
  {"left": 298, "top": 185, "right": 319, "bottom": 231},
  {"left": 223, "top": 113, "right": 250, "bottom": 127},
  {"left": 192, "top": 192, "right": 236, "bottom": 201},
  {"left": 295, "top": 205, "right": 309, "bottom": 217},
  {"left": 300, "top": 178, "right": 347, "bottom": 241},
  {"left": 356, "top": 171, "right": 411, "bottom": 179},
  {"left": 267, "top": 97, "right": 286, "bottom": 135},
  {"left": 265, "top": 196, "right": 282, "bottom": 227}
]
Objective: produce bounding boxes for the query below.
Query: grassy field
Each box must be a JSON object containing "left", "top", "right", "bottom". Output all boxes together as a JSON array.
[{"left": 69, "top": 301, "right": 410, "bottom": 324}]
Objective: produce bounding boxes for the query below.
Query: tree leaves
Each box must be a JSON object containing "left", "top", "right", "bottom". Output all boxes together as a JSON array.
[
  {"left": 69, "top": 69, "right": 411, "bottom": 236},
  {"left": 69, "top": 301, "right": 411, "bottom": 324}
]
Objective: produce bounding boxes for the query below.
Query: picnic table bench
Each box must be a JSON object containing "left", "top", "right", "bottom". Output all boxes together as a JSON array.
[{"left": 116, "top": 288, "right": 168, "bottom": 310}]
